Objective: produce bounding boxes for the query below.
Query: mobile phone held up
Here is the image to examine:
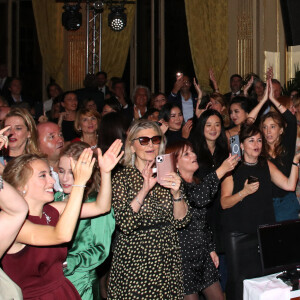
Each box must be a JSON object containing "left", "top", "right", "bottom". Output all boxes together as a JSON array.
[
  {"left": 229, "top": 134, "right": 241, "bottom": 160},
  {"left": 155, "top": 153, "right": 176, "bottom": 185}
]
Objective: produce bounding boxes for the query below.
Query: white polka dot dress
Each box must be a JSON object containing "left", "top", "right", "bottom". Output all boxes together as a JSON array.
[{"left": 108, "top": 166, "right": 191, "bottom": 299}]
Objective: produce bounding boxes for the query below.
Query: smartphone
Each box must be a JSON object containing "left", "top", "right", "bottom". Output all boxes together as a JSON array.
[
  {"left": 176, "top": 72, "right": 183, "bottom": 79},
  {"left": 229, "top": 134, "right": 241, "bottom": 159},
  {"left": 247, "top": 175, "right": 259, "bottom": 184},
  {"left": 156, "top": 153, "right": 176, "bottom": 185}
]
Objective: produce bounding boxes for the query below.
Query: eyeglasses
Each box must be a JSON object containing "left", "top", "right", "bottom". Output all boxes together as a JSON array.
[{"left": 132, "top": 135, "right": 162, "bottom": 146}]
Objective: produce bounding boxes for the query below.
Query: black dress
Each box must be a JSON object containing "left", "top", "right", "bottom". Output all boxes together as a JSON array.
[
  {"left": 179, "top": 172, "right": 220, "bottom": 295},
  {"left": 222, "top": 158, "right": 276, "bottom": 300}
]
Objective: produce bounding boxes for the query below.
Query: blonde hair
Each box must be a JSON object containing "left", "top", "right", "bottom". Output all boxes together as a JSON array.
[
  {"left": 3, "top": 154, "right": 47, "bottom": 190},
  {"left": 3, "top": 107, "right": 40, "bottom": 155},
  {"left": 123, "top": 119, "right": 166, "bottom": 166},
  {"left": 74, "top": 108, "right": 101, "bottom": 135}
]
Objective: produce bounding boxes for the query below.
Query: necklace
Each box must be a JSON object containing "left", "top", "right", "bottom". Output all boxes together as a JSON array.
[
  {"left": 43, "top": 211, "right": 52, "bottom": 224},
  {"left": 243, "top": 160, "right": 258, "bottom": 166}
]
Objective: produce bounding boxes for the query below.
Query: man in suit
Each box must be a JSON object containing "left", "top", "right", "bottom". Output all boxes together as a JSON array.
[
  {"left": 223, "top": 74, "right": 243, "bottom": 106},
  {"left": 75, "top": 73, "right": 105, "bottom": 112},
  {"left": 168, "top": 74, "right": 197, "bottom": 122},
  {"left": 96, "top": 71, "right": 112, "bottom": 99}
]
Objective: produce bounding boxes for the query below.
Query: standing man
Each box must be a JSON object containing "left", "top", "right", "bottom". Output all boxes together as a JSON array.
[
  {"left": 223, "top": 74, "right": 243, "bottom": 105},
  {"left": 168, "top": 74, "right": 197, "bottom": 122},
  {"left": 96, "top": 71, "right": 112, "bottom": 99}
]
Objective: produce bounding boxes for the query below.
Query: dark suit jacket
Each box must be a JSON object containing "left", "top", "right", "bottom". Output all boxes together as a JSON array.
[
  {"left": 75, "top": 87, "right": 105, "bottom": 113},
  {"left": 167, "top": 92, "right": 198, "bottom": 114}
]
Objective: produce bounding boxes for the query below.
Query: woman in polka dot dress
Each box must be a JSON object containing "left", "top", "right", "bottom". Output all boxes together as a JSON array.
[
  {"left": 167, "top": 140, "right": 238, "bottom": 300},
  {"left": 108, "top": 120, "right": 190, "bottom": 299}
]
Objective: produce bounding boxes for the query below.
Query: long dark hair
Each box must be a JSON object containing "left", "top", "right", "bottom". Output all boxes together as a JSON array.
[{"left": 190, "top": 109, "right": 228, "bottom": 174}]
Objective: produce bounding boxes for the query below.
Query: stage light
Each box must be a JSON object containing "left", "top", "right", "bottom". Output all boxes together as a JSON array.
[
  {"left": 94, "top": 1, "right": 104, "bottom": 11},
  {"left": 62, "top": 3, "right": 82, "bottom": 31},
  {"left": 108, "top": 6, "right": 127, "bottom": 31}
]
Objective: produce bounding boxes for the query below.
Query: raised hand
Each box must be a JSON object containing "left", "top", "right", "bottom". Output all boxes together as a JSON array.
[
  {"left": 71, "top": 148, "right": 96, "bottom": 185},
  {"left": 97, "top": 139, "right": 124, "bottom": 173},
  {"left": 0, "top": 126, "right": 11, "bottom": 150},
  {"left": 133, "top": 106, "right": 140, "bottom": 120},
  {"left": 193, "top": 77, "right": 202, "bottom": 99},
  {"left": 243, "top": 76, "right": 254, "bottom": 97},
  {"left": 266, "top": 66, "right": 273, "bottom": 80},
  {"left": 182, "top": 119, "right": 193, "bottom": 139},
  {"left": 172, "top": 75, "right": 184, "bottom": 94},
  {"left": 160, "top": 172, "right": 181, "bottom": 198},
  {"left": 141, "top": 160, "right": 157, "bottom": 193},
  {"left": 209, "top": 69, "right": 219, "bottom": 91}
]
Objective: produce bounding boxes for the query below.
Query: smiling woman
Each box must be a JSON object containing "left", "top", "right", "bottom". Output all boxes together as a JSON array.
[
  {"left": 73, "top": 108, "right": 101, "bottom": 149},
  {"left": 108, "top": 119, "right": 190, "bottom": 299},
  {"left": 1, "top": 142, "right": 123, "bottom": 299}
]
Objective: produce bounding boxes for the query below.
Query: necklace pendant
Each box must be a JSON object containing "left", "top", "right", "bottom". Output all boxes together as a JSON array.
[{"left": 43, "top": 212, "right": 51, "bottom": 224}]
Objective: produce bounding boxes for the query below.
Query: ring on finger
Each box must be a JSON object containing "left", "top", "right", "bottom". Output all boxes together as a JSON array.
[
  {"left": 171, "top": 182, "right": 176, "bottom": 186},
  {"left": 81, "top": 162, "right": 87, "bottom": 165}
]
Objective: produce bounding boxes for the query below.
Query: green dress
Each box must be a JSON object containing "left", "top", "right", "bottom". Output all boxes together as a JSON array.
[{"left": 54, "top": 191, "right": 115, "bottom": 300}]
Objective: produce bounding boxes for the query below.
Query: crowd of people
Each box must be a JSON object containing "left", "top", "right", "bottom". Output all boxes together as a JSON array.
[{"left": 0, "top": 66, "right": 299, "bottom": 300}]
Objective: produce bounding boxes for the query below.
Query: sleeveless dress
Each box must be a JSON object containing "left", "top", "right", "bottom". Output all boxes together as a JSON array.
[
  {"left": 1, "top": 205, "right": 81, "bottom": 300},
  {"left": 54, "top": 191, "right": 115, "bottom": 300}
]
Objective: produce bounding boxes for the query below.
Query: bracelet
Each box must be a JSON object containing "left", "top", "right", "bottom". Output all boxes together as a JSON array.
[
  {"left": 197, "top": 98, "right": 202, "bottom": 100},
  {"left": 72, "top": 184, "right": 86, "bottom": 188},
  {"left": 278, "top": 104, "right": 282, "bottom": 108},
  {"left": 136, "top": 197, "right": 143, "bottom": 206},
  {"left": 292, "top": 161, "right": 300, "bottom": 167},
  {"left": 238, "top": 191, "right": 243, "bottom": 201},
  {"left": 0, "top": 175, "right": 3, "bottom": 190},
  {"left": 173, "top": 194, "right": 183, "bottom": 202}
]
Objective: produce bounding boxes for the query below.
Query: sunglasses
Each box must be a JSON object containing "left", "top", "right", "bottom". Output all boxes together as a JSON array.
[{"left": 132, "top": 135, "right": 162, "bottom": 146}]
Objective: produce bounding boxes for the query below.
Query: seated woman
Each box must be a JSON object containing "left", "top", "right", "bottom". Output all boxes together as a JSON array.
[
  {"left": 159, "top": 103, "right": 192, "bottom": 145},
  {"left": 55, "top": 141, "right": 117, "bottom": 300},
  {"left": 1, "top": 141, "right": 123, "bottom": 299},
  {"left": 166, "top": 140, "right": 237, "bottom": 300},
  {"left": 108, "top": 119, "right": 190, "bottom": 299},
  {"left": 221, "top": 122, "right": 300, "bottom": 300},
  {"left": 72, "top": 108, "right": 101, "bottom": 149}
]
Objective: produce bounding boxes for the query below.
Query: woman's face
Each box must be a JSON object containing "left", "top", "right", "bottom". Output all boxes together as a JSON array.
[
  {"left": 79, "top": 114, "right": 98, "bottom": 134},
  {"left": 254, "top": 81, "right": 265, "bottom": 97},
  {"left": 25, "top": 159, "right": 55, "bottom": 203},
  {"left": 147, "top": 111, "right": 159, "bottom": 122},
  {"left": 102, "top": 104, "right": 116, "bottom": 116},
  {"left": 204, "top": 115, "right": 222, "bottom": 143},
  {"left": 241, "top": 133, "right": 262, "bottom": 161},
  {"left": 176, "top": 146, "right": 199, "bottom": 175},
  {"left": 262, "top": 117, "right": 283, "bottom": 146},
  {"left": 168, "top": 107, "right": 183, "bottom": 131},
  {"left": 58, "top": 156, "right": 74, "bottom": 194},
  {"left": 210, "top": 98, "right": 224, "bottom": 113},
  {"left": 4, "top": 116, "right": 30, "bottom": 152},
  {"left": 130, "top": 128, "right": 161, "bottom": 166},
  {"left": 153, "top": 94, "right": 167, "bottom": 110},
  {"left": 229, "top": 103, "right": 248, "bottom": 126},
  {"left": 62, "top": 93, "right": 78, "bottom": 112}
]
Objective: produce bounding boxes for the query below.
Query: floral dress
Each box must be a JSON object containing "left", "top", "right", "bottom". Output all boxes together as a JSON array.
[{"left": 108, "top": 166, "right": 191, "bottom": 300}]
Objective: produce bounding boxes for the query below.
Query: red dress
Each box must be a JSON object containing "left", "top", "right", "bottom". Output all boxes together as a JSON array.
[{"left": 2, "top": 205, "right": 81, "bottom": 300}]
